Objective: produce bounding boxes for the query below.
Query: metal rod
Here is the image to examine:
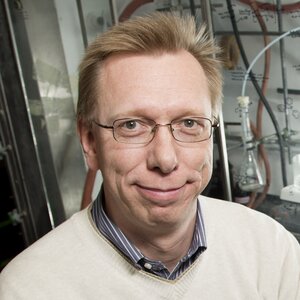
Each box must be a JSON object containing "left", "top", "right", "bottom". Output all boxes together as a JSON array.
[
  {"left": 276, "top": 0, "right": 292, "bottom": 163},
  {"left": 189, "top": 0, "right": 196, "bottom": 16},
  {"left": 109, "top": 0, "right": 119, "bottom": 26},
  {"left": 0, "top": 72, "right": 32, "bottom": 244},
  {"left": 201, "top": 0, "right": 232, "bottom": 201},
  {"left": 76, "top": 0, "right": 89, "bottom": 48},
  {"left": 3, "top": 0, "right": 55, "bottom": 229}
]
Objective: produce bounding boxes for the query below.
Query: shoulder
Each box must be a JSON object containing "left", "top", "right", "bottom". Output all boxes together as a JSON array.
[
  {"left": 200, "top": 195, "right": 283, "bottom": 228},
  {"left": 0, "top": 208, "right": 92, "bottom": 279},
  {"left": 0, "top": 207, "right": 112, "bottom": 298},
  {"left": 195, "top": 196, "right": 300, "bottom": 299},
  {"left": 199, "top": 195, "right": 299, "bottom": 254}
]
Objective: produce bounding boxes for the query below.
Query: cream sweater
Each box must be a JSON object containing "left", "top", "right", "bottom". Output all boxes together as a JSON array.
[{"left": 0, "top": 196, "right": 299, "bottom": 299}]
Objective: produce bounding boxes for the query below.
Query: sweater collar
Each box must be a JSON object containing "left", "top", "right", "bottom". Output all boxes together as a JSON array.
[{"left": 91, "top": 187, "right": 207, "bottom": 277}]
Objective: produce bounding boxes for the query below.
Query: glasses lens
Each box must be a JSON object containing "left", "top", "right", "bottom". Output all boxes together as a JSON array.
[
  {"left": 110, "top": 117, "right": 213, "bottom": 144},
  {"left": 113, "top": 118, "right": 154, "bottom": 144},
  {"left": 171, "top": 117, "right": 212, "bottom": 142}
]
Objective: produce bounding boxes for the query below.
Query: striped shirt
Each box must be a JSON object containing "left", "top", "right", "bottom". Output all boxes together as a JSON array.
[{"left": 91, "top": 189, "right": 207, "bottom": 280}]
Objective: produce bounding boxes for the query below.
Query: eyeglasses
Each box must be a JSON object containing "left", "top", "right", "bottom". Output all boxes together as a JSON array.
[{"left": 93, "top": 117, "right": 219, "bottom": 144}]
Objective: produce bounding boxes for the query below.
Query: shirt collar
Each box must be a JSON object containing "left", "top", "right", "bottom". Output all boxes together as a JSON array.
[{"left": 91, "top": 188, "right": 207, "bottom": 265}]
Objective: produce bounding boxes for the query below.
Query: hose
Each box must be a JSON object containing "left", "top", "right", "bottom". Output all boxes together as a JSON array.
[
  {"left": 246, "top": 0, "right": 271, "bottom": 209},
  {"left": 241, "top": 27, "right": 300, "bottom": 97},
  {"left": 119, "top": 0, "right": 154, "bottom": 22},
  {"left": 251, "top": 0, "right": 270, "bottom": 208},
  {"left": 226, "top": 0, "right": 288, "bottom": 187}
]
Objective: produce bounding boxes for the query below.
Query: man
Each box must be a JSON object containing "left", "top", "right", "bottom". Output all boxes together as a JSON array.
[{"left": 1, "top": 12, "right": 299, "bottom": 299}]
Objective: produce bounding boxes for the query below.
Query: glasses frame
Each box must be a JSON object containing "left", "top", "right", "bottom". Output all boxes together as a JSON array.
[{"left": 93, "top": 116, "right": 219, "bottom": 144}]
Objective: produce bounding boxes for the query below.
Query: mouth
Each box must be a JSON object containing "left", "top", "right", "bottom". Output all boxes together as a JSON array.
[{"left": 135, "top": 184, "right": 186, "bottom": 203}]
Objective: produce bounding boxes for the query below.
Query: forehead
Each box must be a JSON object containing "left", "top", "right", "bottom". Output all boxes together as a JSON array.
[{"left": 97, "top": 51, "right": 212, "bottom": 121}]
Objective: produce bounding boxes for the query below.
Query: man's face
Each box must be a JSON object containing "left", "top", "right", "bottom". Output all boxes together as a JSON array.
[{"left": 82, "top": 50, "right": 214, "bottom": 233}]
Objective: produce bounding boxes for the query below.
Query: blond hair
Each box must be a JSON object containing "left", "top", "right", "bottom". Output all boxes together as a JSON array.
[{"left": 77, "top": 12, "right": 223, "bottom": 125}]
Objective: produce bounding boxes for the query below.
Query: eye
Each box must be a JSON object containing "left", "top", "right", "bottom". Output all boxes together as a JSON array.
[
  {"left": 115, "top": 119, "right": 143, "bottom": 131},
  {"left": 183, "top": 119, "right": 196, "bottom": 128},
  {"left": 115, "top": 119, "right": 150, "bottom": 137},
  {"left": 123, "top": 120, "right": 137, "bottom": 130},
  {"left": 173, "top": 118, "right": 207, "bottom": 133}
]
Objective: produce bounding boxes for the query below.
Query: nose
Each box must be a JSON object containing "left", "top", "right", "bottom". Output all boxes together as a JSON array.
[{"left": 146, "top": 125, "right": 178, "bottom": 174}]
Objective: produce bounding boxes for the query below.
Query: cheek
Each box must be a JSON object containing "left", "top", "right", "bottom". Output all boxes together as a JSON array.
[
  {"left": 97, "top": 143, "right": 145, "bottom": 179},
  {"left": 190, "top": 142, "right": 213, "bottom": 183},
  {"left": 191, "top": 141, "right": 213, "bottom": 169},
  {"left": 201, "top": 145, "right": 214, "bottom": 185},
  {"left": 203, "top": 147, "right": 213, "bottom": 172}
]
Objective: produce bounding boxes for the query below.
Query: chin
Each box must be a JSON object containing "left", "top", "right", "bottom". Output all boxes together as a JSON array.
[{"left": 145, "top": 206, "right": 192, "bottom": 228}]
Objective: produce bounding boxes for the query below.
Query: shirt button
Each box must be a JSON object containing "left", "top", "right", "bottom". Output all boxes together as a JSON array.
[{"left": 144, "top": 263, "right": 152, "bottom": 270}]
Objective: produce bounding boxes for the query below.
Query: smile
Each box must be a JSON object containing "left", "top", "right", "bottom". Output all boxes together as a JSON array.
[{"left": 135, "top": 184, "right": 186, "bottom": 203}]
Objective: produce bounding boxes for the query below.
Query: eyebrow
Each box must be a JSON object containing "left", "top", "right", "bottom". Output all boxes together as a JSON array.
[{"left": 109, "top": 108, "right": 211, "bottom": 121}]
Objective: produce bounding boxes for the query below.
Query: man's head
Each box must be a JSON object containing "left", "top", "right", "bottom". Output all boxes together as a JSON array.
[
  {"left": 77, "top": 12, "right": 223, "bottom": 127},
  {"left": 77, "top": 13, "right": 223, "bottom": 235}
]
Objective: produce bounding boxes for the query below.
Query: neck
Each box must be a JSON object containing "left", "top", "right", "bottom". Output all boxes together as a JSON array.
[{"left": 126, "top": 214, "right": 197, "bottom": 272}]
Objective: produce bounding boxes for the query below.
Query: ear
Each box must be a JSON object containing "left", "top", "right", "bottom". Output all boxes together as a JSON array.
[{"left": 77, "top": 120, "right": 99, "bottom": 171}]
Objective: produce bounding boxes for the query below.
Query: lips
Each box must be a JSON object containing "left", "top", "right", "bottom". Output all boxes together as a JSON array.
[{"left": 135, "top": 184, "right": 186, "bottom": 203}]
